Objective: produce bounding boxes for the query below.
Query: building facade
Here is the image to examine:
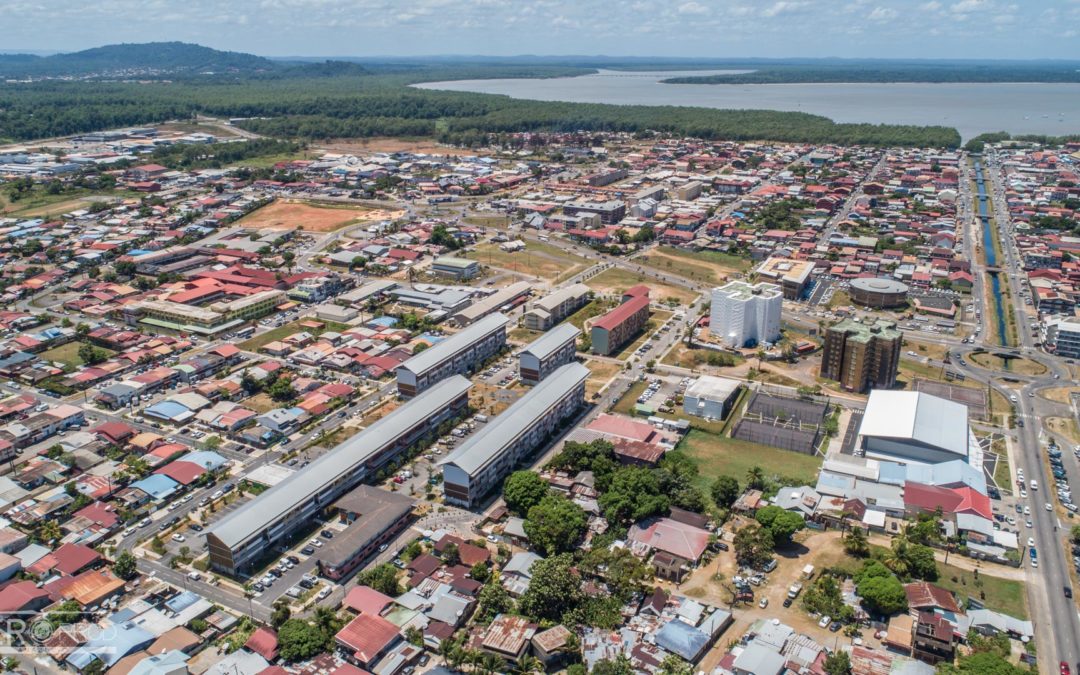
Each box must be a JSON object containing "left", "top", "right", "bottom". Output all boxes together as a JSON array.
[
  {"left": 820, "top": 318, "right": 902, "bottom": 393},
  {"left": 396, "top": 313, "right": 508, "bottom": 398},
  {"left": 519, "top": 324, "right": 580, "bottom": 385},
  {"left": 590, "top": 289, "right": 650, "bottom": 356},
  {"left": 1044, "top": 317, "right": 1080, "bottom": 359},
  {"left": 441, "top": 362, "right": 589, "bottom": 508},
  {"left": 523, "top": 284, "right": 591, "bottom": 331},
  {"left": 206, "top": 376, "right": 470, "bottom": 576},
  {"left": 709, "top": 281, "right": 782, "bottom": 348}
]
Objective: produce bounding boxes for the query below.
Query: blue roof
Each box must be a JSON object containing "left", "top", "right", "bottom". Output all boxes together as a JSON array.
[
  {"left": 177, "top": 451, "right": 228, "bottom": 471},
  {"left": 164, "top": 589, "right": 202, "bottom": 613},
  {"left": 654, "top": 620, "right": 708, "bottom": 662},
  {"left": 130, "top": 474, "right": 180, "bottom": 500},
  {"left": 144, "top": 401, "right": 190, "bottom": 420},
  {"left": 369, "top": 316, "right": 398, "bottom": 327},
  {"left": 127, "top": 249, "right": 154, "bottom": 256},
  {"left": 417, "top": 332, "right": 444, "bottom": 344},
  {"left": 68, "top": 623, "right": 154, "bottom": 668}
]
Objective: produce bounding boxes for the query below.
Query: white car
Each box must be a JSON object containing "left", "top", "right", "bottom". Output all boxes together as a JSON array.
[
  {"left": 171, "top": 533, "right": 185, "bottom": 542},
  {"left": 758, "top": 598, "right": 769, "bottom": 609},
  {"left": 1024, "top": 505, "right": 1030, "bottom": 515},
  {"left": 1046, "top": 503, "right": 1053, "bottom": 511},
  {"left": 1026, "top": 519, "right": 1033, "bottom": 528},
  {"left": 1028, "top": 537, "right": 1035, "bottom": 548},
  {"left": 317, "top": 587, "right": 332, "bottom": 600},
  {"left": 818, "top": 616, "right": 831, "bottom": 628}
]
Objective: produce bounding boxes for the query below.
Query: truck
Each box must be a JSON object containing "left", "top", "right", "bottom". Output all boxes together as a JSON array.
[
  {"left": 802, "top": 564, "right": 815, "bottom": 580},
  {"left": 787, "top": 582, "right": 803, "bottom": 599}
]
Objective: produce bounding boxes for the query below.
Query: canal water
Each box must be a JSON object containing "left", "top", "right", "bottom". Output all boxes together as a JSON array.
[{"left": 974, "top": 160, "right": 1008, "bottom": 347}]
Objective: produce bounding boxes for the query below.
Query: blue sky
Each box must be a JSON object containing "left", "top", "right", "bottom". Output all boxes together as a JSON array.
[{"left": 3, "top": 0, "right": 1078, "bottom": 59}]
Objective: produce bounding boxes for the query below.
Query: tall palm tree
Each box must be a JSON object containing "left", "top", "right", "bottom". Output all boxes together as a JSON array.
[
  {"left": 843, "top": 526, "right": 870, "bottom": 557},
  {"left": 746, "top": 466, "right": 765, "bottom": 490},
  {"left": 884, "top": 533, "right": 911, "bottom": 577}
]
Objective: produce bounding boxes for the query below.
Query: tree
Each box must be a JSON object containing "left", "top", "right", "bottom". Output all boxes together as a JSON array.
[
  {"left": 511, "top": 655, "right": 543, "bottom": 675},
  {"left": 470, "top": 561, "right": 491, "bottom": 584},
  {"left": 78, "top": 343, "right": 107, "bottom": 365},
  {"left": 525, "top": 495, "right": 588, "bottom": 556},
  {"left": 710, "top": 475, "right": 740, "bottom": 508},
  {"left": 939, "top": 651, "right": 1030, "bottom": 675},
  {"left": 733, "top": 523, "right": 774, "bottom": 569},
  {"left": 114, "top": 260, "right": 137, "bottom": 277},
  {"left": 843, "top": 527, "right": 870, "bottom": 557},
  {"left": 906, "top": 544, "right": 939, "bottom": 581},
  {"left": 503, "top": 470, "right": 550, "bottom": 516},
  {"left": 441, "top": 542, "right": 461, "bottom": 567},
  {"left": 745, "top": 465, "right": 766, "bottom": 490},
  {"left": 114, "top": 550, "right": 137, "bottom": 580},
  {"left": 857, "top": 575, "right": 908, "bottom": 616},
  {"left": 657, "top": 654, "right": 694, "bottom": 675},
  {"left": 591, "top": 655, "right": 634, "bottom": 675},
  {"left": 579, "top": 546, "right": 654, "bottom": 600},
  {"left": 37, "top": 520, "right": 61, "bottom": 544},
  {"left": 47, "top": 599, "right": 82, "bottom": 625},
  {"left": 754, "top": 505, "right": 806, "bottom": 545},
  {"left": 271, "top": 602, "right": 292, "bottom": 629},
  {"left": 518, "top": 553, "right": 583, "bottom": 623},
  {"left": 883, "top": 533, "right": 911, "bottom": 578},
  {"left": 598, "top": 466, "right": 669, "bottom": 525},
  {"left": 356, "top": 563, "right": 402, "bottom": 596},
  {"left": 823, "top": 650, "right": 852, "bottom": 675},
  {"left": 268, "top": 377, "right": 297, "bottom": 402},
  {"left": 277, "top": 619, "right": 325, "bottom": 662},
  {"left": 475, "top": 578, "right": 514, "bottom": 623}
]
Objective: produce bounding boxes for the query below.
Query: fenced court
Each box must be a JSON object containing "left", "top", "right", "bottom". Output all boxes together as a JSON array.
[
  {"left": 913, "top": 379, "right": 988, "bottom": 421},
  {"left": 731, "top": 387, "right": 830, "bottom": 455}
]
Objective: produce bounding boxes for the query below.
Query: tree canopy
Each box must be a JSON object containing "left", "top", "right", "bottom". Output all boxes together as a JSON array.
[
  {"left": 503, "top": 470, "right": 550, "bottom": 516},
  {"left": 598, "top": 466, "right": 670, "bottom": 525},
  {"left": 754, "top": 505, "right": 806, "bottom": 545},
  {"left": 524, "top": 494, "right": 588, "bottom": 556}
]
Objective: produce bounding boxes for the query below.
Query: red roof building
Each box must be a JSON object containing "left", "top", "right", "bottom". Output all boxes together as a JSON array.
[
  {"left": 903, "top": 482, "right": 992, "bottom": 520},
  {"left": 335, "top": 614, "right": 401, "bottom": 667},
  {"left": 343, "top": 586, "right": 394, "bottom": 616},
  {"left": 586, "top": 414, "right": 657, "bottom": 443},
  {"left": 245, "top": 627, "right": 279, "bottom": 661}
]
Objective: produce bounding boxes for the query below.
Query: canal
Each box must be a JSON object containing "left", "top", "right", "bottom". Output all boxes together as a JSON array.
[{"left": 974, "top": 159, "right": 1008, "bottom": 346}]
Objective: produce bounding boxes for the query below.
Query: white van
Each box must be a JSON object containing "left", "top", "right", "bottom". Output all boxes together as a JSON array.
[{"left": 1030, "top": 479, "right": 1038, "bottom": 491}]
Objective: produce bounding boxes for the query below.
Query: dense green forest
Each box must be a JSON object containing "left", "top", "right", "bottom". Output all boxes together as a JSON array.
[
  {"left": 661, "top": 61, "right": 1080, "bottom": 84},
  {"left": 964, "top": 130, "right": 1080, "bottom": 152},
  {"left": 0, "top": 65, "right": 962, "bottom": 147}
]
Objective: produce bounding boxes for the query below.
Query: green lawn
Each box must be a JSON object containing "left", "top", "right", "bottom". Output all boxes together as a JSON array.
[
  {"left": 935, "top": 562, "right": 1028, "bottom": 619},
  {"left": 565, "top": 299, "right": 614, "bottom": 330},
  {"left": 39, "top": 341, "right": 115, "bottom": 372},
  {"left": 678, "top": 428, "right": 824, "bottom": 491},
  {"left": 238, "top": 319, "right": 351, "bottom": 351}
]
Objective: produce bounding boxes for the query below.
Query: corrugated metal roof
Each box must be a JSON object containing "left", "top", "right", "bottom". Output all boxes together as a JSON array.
[
  {"left": 440, "top": 361, "right": 588, "bottom": 476},
  {"left": 519, "top": 323, "right": 579, "bottom": 361},
  {"left": 859, "top": 391, "right": 968, "bottom": 458},
  {"left": 208, "top": 375, "right": 471, "bottom": 549},
  {"left": 398, "top": 313, "right": 508, "bottom": 378}
]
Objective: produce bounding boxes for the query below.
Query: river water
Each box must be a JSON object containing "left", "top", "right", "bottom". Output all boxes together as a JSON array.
[
  {"left": 415, "top": 69, "right": 1080, "bottom": 141},
  {"left": 974, "top": 160, "right": 1008, "bottom": 347}
]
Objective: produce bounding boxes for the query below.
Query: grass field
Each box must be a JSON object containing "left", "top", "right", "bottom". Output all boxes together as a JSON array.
[
  {"left": 565, "top": 299, "right": 614, "bottom": 330},
  {"left": 638, "top": 246, "right": 750, "bottom": 285},
  {"left": 0, "top": 189, "right": 141, "bottom": 218},
  {"left": 662, "top": 342, "right": 745, "bottom": 370},
  {"left": 935, "top": 563, "right": 1028, "bottom": 619},
  {"left": 586, "top": 267, "right": 698, "bottom": 305},
  {"left": 585, "top": 359, "right": 621, "bottom": 398},
  {"left": 970, "top": 352, "right": 1048, "bottom": 376},
  {"left": 678, "top": 428, "right": 823, "bottom": 491},
  {"left": 465, "top": 241, "right": 590, "bottom": 282},
  {"left": 1039, "top": 387, "right": 1079, "bottom": 404},
  {"left": 904, "top": 338, "right": 948, "bottom": 361},
  {"left": 235, "top": 199, "right": 404, "bottom": 232},
  {"left": 508, "top": 327, "right": 544, "bottom": 344},
  {"left": 899, "top": 358, "right": 947, "bottom": 386},
  {"left": 39, "top": 341, "right": 115, "bottom": 371},
  {"left": 826, "top": 290, "right": 852, "bottom": 309},
  {"left": 238, "top": 319, "right": 350, "bottom": 352}
]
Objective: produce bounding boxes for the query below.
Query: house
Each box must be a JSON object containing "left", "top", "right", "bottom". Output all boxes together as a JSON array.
[
  {"left": 480, "top": 614, "right": 538, "bottom": 661},
  {"left": 335, "top": 614, "right": 401, "bottom": 669},
  {"left": 502, "top": 551, "right": 543, "bottom": 597},
  {"left": 913, "top": 612, "right": 955, "bottom": 665}
]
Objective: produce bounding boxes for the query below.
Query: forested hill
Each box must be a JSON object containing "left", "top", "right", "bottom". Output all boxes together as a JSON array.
[
  {"left": 661, "top": 61, "right": 1080, "bottom": 84},
  {"left": 0, "top": 42, "right": 280, "bottom": 78}
]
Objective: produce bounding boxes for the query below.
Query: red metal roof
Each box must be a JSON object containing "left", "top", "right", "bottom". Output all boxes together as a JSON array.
[{"left": 592, "top": 295, "right": 649, "bottom": 331}]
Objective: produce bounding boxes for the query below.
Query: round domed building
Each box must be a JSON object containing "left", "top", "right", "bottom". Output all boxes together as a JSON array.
[{"left": 849, "top": 277, "right": 909, "bottom": 309}]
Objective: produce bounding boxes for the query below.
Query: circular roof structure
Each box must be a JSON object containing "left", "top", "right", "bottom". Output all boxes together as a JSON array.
[{"left": 850, "top": 277, "right": 909, "bottom": 294}]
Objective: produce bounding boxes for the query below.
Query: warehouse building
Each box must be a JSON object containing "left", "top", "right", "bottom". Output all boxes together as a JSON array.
[
  {"left": 857, "top": 390, "right": 978, "bottom": 467},
  {"left": 431, "top": 256, "right": 480, "bottom": 280},
  {"left": 682, "top": 376, "right": 742, "bottom": 420},
  {"left": 519, "top": 324, "right": 580, "bottom": 385},
  {"left": 820, "top": 318, "right": 902, "bottom": 393},
  {"left": 441, "top": 362, "right": 589, "bottom": 508},
  {"left": 396, "top": 313, "right": 508, "bottom": 398},
  {"left": 453, "top": 281, "right": 531, "bottom": 326},
  {"left": 709, "top": 281, "right": 782, "bottom": 348},
  {"left": 206, "top": 376, "right": 471, "bottom": 576},
  {"left": 523, "top": 284, "right": 591, "bottom": 331},
  {"left": 590, "top": 287, "right": 650, "bottom": 356}
]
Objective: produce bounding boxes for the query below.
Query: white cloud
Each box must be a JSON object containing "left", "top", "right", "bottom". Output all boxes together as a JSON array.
[
  {"left": 919, "top": 1, "right": 943, "bottom": 10},
  {"left": 868, "top": 6, "right": 898, "bottom": 21},
  {"left": 762, "top": 1, "right": 806, "bottom": 18},
  {"left": 678, "top": 1, "right": 708, "bottom": 15},
  {"left": 951, "top": 0, "right": 990, "bottom": 13}
]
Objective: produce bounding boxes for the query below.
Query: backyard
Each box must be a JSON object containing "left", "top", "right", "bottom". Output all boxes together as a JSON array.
[{"left": 39, "top": 341, "right": 115, "bottom": 371}]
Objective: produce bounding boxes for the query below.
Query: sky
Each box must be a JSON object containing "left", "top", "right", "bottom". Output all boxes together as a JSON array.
[{"left": 2, "top": 0, "right": 1078, "bottom": 60}]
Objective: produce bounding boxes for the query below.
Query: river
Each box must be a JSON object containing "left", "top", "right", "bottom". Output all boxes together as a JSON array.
[
  {"left": 974, "top": 160, "right": 1008, "bottom": 347},
  {"left": 415, "top": 69, "right": 1080, "bottom": 141}
]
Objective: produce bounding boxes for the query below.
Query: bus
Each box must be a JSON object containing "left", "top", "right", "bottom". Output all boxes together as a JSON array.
[{"left": 235, "top": 325, "right": 256, "bottom": 340}]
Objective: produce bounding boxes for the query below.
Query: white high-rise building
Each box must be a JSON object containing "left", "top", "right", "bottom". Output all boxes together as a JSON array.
[{"left": 710, "top": 281, "right": 782, "bottom": 348}]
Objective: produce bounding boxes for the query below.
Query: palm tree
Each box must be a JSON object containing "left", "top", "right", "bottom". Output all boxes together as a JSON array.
[
  {"left": 843, "top": 526, "right": 870, "bottom": 557},
  {"left": 511, "top": 654, "right": 542, "bottom": 675},
  {"left": 884, "top": 533, "right": 911, "bottom": 577},
  {"left": 478, "top": 653, "right": 503, "bottom": 675},
  {"left": 746, "top": 466, "right": 765, "bottom": 490}
]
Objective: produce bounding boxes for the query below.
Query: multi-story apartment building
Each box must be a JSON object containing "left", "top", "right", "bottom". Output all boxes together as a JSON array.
[
  {"left": 441, "top": 362, "right": 588, "bottom": 508},
  {"left": 590, "top": 287, "right": 650, "bottom": 356},
  {"left": 709, "top": 281, "right": 782, "bottom": 348},
  {"left": 127, "top": 289, "right": 286, "bottom": 336},
  {"left": 1043, "top": 316, "right": 1080, "bottom": 358},
  {"left": 562, "top": 200, "right": 626, "bottom": 224},
  {"left": 519, "top": 324, "right": 580, "bottom": 385},
  {"left": 523, "top": 284, "right": 591, "bottom": 331},
  {"left": 755, "top": 257, "right": 816, "bottom": 300},
  {"left": 206, "top": 376, "right": 470, "bottom": 576},
  {"left": 396, "top": 313, "right": 508, "bottom": 398},
  {"left": 819, "top": 318, "right": 902, "bottom": 393}
]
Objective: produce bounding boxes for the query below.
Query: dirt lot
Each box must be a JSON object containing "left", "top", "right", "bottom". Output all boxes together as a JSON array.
[
  {"left": 465, "top": 241, "right": 590, "bottom": 282},
  {"left": 236, "top": 199, "right": 404, "bottom": 232},
  {"left": 638, "top": 247, "right": 749, "bottom": 285},
  {"left": 316, "top": 137, "right": 479, "bottom": 156},
  {"left": 1039, "top": 386, "right": 1079, "bottom": 404},
  {"left": 586, "top": 267, "right": 698, "bottom": 305}
]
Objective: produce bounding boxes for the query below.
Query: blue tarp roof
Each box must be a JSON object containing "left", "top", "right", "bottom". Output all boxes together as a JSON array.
[
  {"left": 176, "top": 451, "right": 228, "bottom": 471},
  {"left": 654, "top": 619, "right": 708, "bottom": 662},
  {"left": 130, "top": 474, "right": 179, "bottom": 500},
  {"left": 368, "top": 316, "right": 398, "bottom": 327}
]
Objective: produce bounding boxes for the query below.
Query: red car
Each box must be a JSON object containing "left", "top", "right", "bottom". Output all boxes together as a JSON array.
[{"left": 1061, "top": 661, "right": 1070, "bottom": 675}]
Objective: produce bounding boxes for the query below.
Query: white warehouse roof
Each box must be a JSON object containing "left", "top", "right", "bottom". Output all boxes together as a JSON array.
[{"left": 858, "top": 390, "right": 969, "bottom": 459}]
